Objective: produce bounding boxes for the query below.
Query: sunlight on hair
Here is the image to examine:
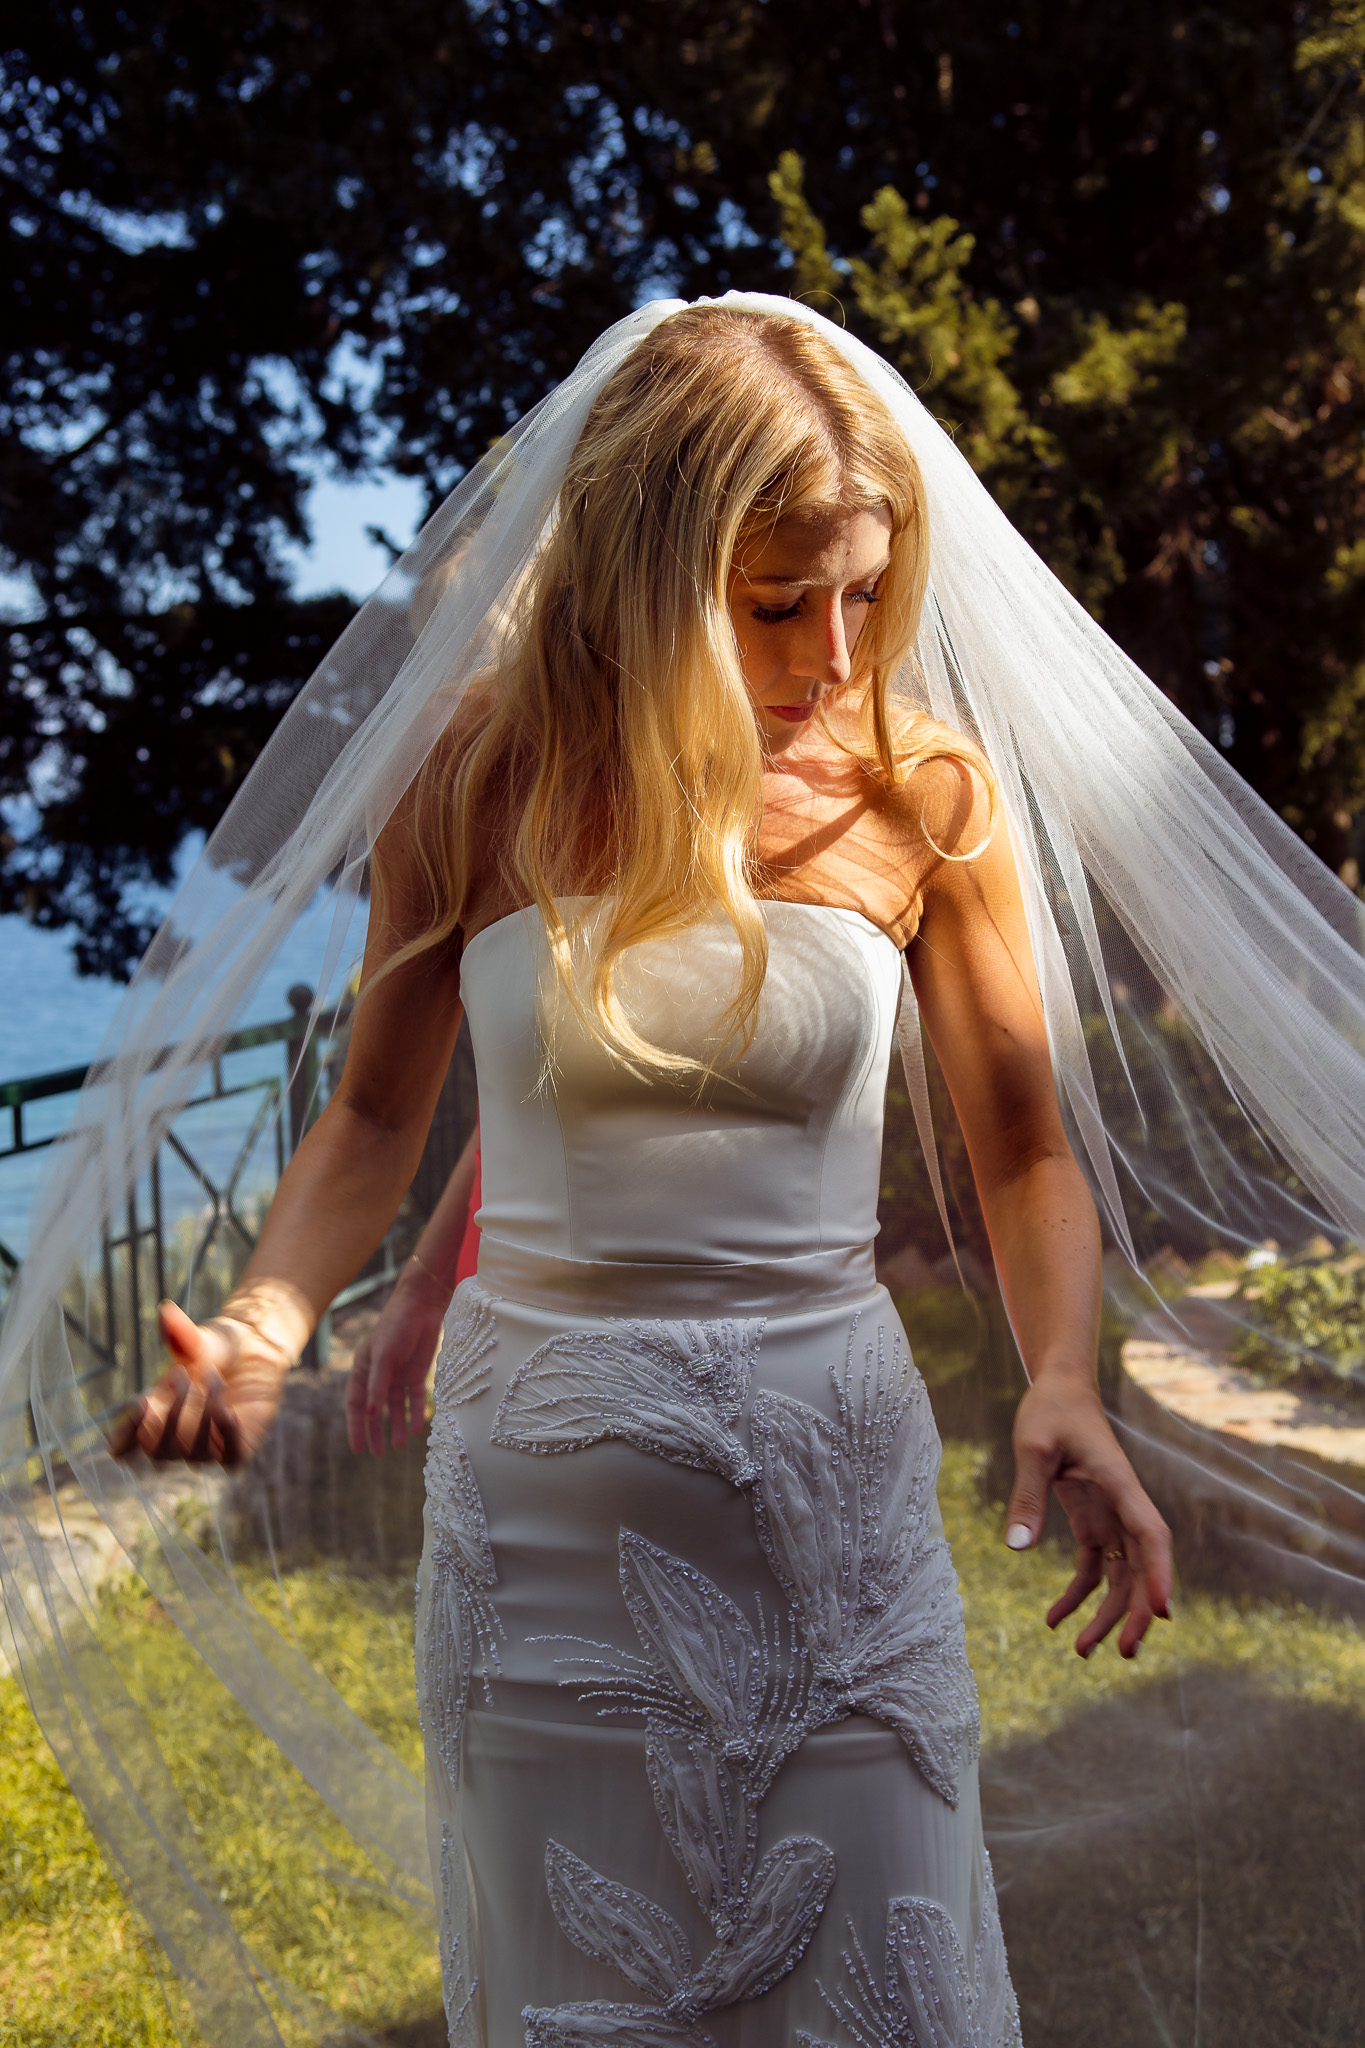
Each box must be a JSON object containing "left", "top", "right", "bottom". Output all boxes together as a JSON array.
[{"left": 377, "top": 303, "right": 993, "bottom": 1074}]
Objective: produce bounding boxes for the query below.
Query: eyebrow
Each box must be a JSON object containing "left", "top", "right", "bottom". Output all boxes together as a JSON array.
[{"left": 738, "top": 556, "right": 893, "bottom": 587}]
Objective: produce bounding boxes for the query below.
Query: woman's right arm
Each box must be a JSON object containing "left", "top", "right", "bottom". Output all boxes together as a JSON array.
[{"left": 111, "top": 791, "right": 467, "bottom": 1467}]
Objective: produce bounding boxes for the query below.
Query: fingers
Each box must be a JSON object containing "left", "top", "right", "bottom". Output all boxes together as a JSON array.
[
  {"left": 110, "top": 1362, "right": 241, "bottom": 1465},
  {"left": 1004, "top": 1437, "right": 1060, "bottom": 1552},
  {"left": 1073, "top": 1550, "right": 1156, "bottom": 1660},
  {"left": 158, "top": 1298, "right": 232, "bottom": 1374},
  {"left": 1103, "top": 1462, "right": 1174, "bottom": 1624},
  {"left": 107, "top": 1301, "right": 255, "bottom": 1467},
  {"left": 366, "top": 1359, "right": 390, "bottom": 1457},
  {"left": 345, "top": 1335, "right": 375, "bottom": 1456},
  {"left": 344, "top": 1330, "right": 393, "bottom": 1459},
  {"left": 1048, "top": 1525, "right": 1164, "bottom": 1660},
  {"left": 389, "top": 1365, "right": 413, "bottom": 1452},
  {"left": 1045, "top": 1547, "right": 1102, "bottom": 1629}
]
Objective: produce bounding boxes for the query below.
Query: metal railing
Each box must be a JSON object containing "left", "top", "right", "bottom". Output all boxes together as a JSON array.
[{"left": 0, "top": 985, "right": 407, "bottom": 1464}]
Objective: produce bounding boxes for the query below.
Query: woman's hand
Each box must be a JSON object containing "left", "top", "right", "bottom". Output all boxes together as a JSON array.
[
  {"left": 108, "top": 1294, "right": 301, "bottom": 1468},
  {"left": 1006, "top": 1373, "right": 1173, "bottom": 1659},
  {"left": 345, "top": 1260, "right": 448, "bottom": 1457}
]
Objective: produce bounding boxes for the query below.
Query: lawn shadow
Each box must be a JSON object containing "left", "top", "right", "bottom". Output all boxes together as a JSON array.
[
  {"left": 985, "top": 1663, "right": 1365, "bottom": 2047},
  {"left": 324, "top": 2015, "right": 449, "bottom": 2047}
]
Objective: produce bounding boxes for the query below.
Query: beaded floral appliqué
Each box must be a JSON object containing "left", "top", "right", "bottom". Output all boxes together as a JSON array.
[
  {"left": 419, "top": 1406, "right": 504, "bottom": 1783},
  {"left": 523, "top": 1529, "right": 834, "bottom": 2039},
  {"left": 546, "top": 1531, "right": 817, "bottom": 1794},
  {"left": 750, "top": 1321, "right": 980, "bottom": 1806},
  {"left": 491, "top": 1315, "right": 765, "bottom": 1486},
  {"left": 422, "top": 1295, "right": 501, "bottom": 2048},
  {"left": 434, "top": 1276, "right": 500, "bottom": 1408},
  {"left": 468, "top": 1301, "right": 1004, "bottom": 2039},
  {"left": 800, "top": 1856, "right": 1022, "bottom": 2048},
  {"left": 436, "top": 1822, "right": 477, "bottom": 2040}
]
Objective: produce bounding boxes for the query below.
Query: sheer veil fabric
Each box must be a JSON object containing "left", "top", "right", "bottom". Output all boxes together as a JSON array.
[{"left": 1, "top": 294, "right": 1364, "bottom": 2046}]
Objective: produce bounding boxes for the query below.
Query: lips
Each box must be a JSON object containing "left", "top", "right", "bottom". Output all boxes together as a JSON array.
[{"left": 767, "top": 703, "right": 818, "bottom": 723}]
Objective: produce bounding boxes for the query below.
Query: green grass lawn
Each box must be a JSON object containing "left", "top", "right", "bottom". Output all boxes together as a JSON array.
[
  {"left": 0, "top": 1567, "right": 442, "bottom": 2048},
  {"left": 3, "top": 1445, "right": 1363, "bottom": 2046}
]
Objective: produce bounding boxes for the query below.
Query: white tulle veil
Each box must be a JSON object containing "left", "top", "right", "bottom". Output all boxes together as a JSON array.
[{"left": 3, "top": 293, "right": 1364, "bottom": 2045}]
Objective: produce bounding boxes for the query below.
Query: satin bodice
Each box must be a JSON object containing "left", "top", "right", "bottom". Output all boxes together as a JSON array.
[{"left": 458, "top": 897, "right": 903, "bottom": 1289}]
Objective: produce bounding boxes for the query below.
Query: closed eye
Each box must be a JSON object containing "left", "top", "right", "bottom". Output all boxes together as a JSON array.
[{"left": 749, "top": 587, "right": 881, "bottom": 626}]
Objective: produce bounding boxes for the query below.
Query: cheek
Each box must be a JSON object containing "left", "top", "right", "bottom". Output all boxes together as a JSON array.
[
  {"left": 731, "top": 618, "right": 773, "bottom": 688},
  {"left": 846, "top": 603, "right": 874, "bottom": 653}
]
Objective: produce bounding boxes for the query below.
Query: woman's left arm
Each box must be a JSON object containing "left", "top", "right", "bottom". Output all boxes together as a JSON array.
[{"left": 908, "top": 773, "right": 1172, "bottom": 1657}]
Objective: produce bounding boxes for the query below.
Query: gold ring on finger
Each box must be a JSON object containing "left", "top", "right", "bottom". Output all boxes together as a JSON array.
[{"left": 1105, "top": 1549, "right": 1125, "bottom": 1562}]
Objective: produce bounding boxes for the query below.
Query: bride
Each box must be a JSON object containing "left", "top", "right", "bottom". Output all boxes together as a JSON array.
[{"left": 111, "top": 302, "right": 1171, "bottom": 2042}]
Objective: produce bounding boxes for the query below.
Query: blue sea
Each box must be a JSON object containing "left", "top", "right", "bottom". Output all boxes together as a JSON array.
[{"left": 0, "top": 896, "right": 360, "bottom": 1265}]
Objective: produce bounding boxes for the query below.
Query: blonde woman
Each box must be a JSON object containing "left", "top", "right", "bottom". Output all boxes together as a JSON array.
[{"left": 114, "top": 304, "right": 1170, "bottom": 2042}]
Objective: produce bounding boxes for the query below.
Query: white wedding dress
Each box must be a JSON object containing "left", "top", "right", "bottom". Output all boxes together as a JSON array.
[{"left": 415, "top": 897, "right": 1021, "bottom": 2047}]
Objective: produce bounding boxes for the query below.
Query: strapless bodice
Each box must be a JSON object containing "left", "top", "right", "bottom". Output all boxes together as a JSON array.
[{"left": 458, "top": 897, "right": 902, "bottom": 1309}]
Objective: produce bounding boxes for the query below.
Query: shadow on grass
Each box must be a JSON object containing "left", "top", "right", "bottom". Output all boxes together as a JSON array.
[
  {"left": 325, "top": 2017, "right": 449, "bottom": 2047},
  {"left": 986, "top": 1663, "right": 1365, "bottom": 2047}
]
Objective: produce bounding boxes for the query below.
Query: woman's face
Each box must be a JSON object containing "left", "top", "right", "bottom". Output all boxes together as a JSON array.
[{"left": 728, "top": 503, "right": 894, "bottom": 755}]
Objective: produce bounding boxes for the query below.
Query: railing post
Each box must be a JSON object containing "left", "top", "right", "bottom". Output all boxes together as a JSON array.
[
  {"left": 286, "top": 985, "right": 321, "bottom": 1373},
  {"left": 126, "top": 1184, "right": 144, "bottom": 1392},
  {"left": 286, "top": 985, "right": 316, "bottom": 1161},
  {"left": 151, "top": 1151, "right": 167, "bottom": 1306}
]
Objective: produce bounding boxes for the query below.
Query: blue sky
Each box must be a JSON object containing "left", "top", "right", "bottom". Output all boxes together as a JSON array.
[{"left": 1, "top": 467, "right": 428, "bottom": 1079}]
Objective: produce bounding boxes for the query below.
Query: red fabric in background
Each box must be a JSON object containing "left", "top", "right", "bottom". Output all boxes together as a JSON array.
[{"left": 454, "top": 1151, "right": 482, "bottom": 1284}]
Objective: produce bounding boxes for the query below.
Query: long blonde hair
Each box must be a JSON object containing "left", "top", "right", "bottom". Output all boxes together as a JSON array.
[{"left": 388, "top": 303, "right": 988, "bottom": 1072}]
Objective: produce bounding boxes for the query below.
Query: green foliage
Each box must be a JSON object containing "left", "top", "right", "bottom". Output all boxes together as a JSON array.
[
  {"left": 7, "top": 2, "right": 1365, "bottom": 964},
  {"left": 769, "top": 151, "right": 1199, "bottom": 615},
  {"left": 1233, "top": 1248, "right": 1365, "bottom": 1400}
]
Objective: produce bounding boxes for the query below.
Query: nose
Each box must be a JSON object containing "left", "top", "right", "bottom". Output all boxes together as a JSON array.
[{"left": 788, "top": 596, "right": 852, "bottom": 694}]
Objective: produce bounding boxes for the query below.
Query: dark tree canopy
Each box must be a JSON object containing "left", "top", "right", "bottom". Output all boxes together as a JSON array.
[{"left": 4, "top": 1, "right": 1365, "bottom": 973}]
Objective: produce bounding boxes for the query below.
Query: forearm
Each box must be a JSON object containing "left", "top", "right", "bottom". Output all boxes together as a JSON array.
[
  {"left": 235, "top": 1095, "right": 429, "bottom": 1339},
  {"left": 977, "top": 1150, "right": 1102, "bottom": 1391},
  {"left": 410, "top": 1123, "right": 481, "bottom": 1292}
]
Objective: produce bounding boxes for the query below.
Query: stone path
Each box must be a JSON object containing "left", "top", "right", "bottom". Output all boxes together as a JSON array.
[{"left": 1121, "top": 1280, "right": 1365, "bottom": 1480}]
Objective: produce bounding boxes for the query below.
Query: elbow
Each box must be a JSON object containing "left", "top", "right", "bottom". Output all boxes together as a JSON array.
[{"left": 976, "top": 1129, "right": 1082, "bottom": 1202}]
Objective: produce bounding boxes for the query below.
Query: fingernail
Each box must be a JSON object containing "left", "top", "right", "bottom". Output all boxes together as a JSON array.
[{"left": 1005, "top": 1523, "right": 1033, "bottom": 1551}]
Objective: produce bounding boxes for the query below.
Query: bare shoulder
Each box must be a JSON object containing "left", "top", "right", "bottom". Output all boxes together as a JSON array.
[{"left": 882, "top": 730, "right": 996, "bottom": 896}]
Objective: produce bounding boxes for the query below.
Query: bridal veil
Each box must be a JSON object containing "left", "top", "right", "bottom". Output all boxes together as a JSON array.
[{"left": 2, "top": 295, "right": 1363, "bottom": 2045}]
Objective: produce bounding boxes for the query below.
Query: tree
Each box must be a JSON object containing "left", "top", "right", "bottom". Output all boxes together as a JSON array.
[{"left": 4, "top": 2, "right": 1365, "bottom": 973}]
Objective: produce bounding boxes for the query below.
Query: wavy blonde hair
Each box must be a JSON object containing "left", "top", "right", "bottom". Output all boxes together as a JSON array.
[{"left": 387, "top": 303, "right": 989, "bottom": 1073}]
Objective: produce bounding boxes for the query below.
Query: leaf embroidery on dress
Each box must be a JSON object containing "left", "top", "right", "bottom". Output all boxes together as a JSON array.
[
  {"left": 522, "top": 2002, "right": 714, "bottom": 2047},
  {"left": 528, "top": 1535, "right": 835, "bottom": 2037},
  {"left": 419, "top": 1409, "right": 504, "bottom": 1783},
  {"left": 491, "top": 1316, "right": 765, "bottom": 1486},
  {"left": 750, "top": 1319, "right": 980, "bottom": 1806},
  {"left": 970, "top": 1857, "right": 1023, "bottom": 2048},
  {"left": 545, "top": 1531, "right": 816, "bottom": 1796},
  {"left": 681, "top": 1833, "right": 835, "bottom": 2008},
  {"left": 544, "top": 1841, "right": 694, "bottom": 1998},
  {"left": 503, "top": 1307, "right": 996, "bottom": 2036},
  {"left": 802, "top": 1857, "right": 1022, "bottom": 2048},
  {"left": 645, "top": 1730, "right": 755, "bottom": 1938},
  {"left": 528, "top": 1830, "right": 834, "bottom": 2041},
  {"left": 434, "top": 1277, "right": 499, "bottom": 1408},
  {"left": 437, "top": 1821, "right": 478, "bottom": 2041}
]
